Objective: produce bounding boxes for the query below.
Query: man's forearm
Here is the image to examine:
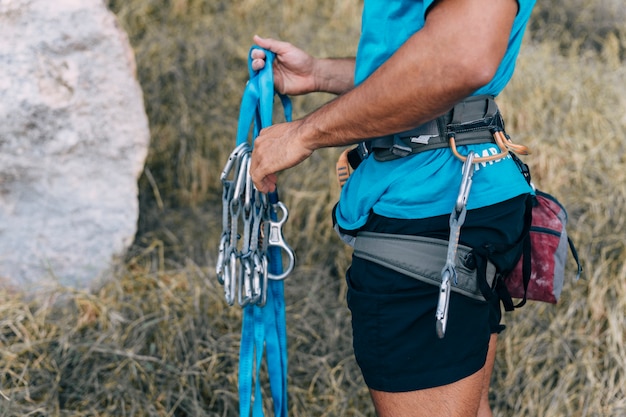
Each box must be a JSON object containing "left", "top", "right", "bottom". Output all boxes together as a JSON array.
[{"left": 313, "top": 57, "right": 356, "bottom": 95}]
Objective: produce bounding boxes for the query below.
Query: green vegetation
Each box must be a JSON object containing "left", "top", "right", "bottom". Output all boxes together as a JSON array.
[{"left": 1, "top": 0, "right": 624, "bottom": 415}]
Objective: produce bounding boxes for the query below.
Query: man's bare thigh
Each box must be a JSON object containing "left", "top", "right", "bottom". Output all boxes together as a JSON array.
[{"left": 369, "top": 366, "right": 485, "bottom": 417}]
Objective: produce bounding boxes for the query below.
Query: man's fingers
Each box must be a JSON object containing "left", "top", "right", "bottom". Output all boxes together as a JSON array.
[
  {"left": 253, "top": 34, "right": 274, "bottom": 51},
  {"left": 251, "top": 58, "right": 266, "bottom": 71},
  {"left": 250, "top": 47, "right": 267, "bottom": 71},
  {"left": 250, "top": 48, "right": 266, "bottom": 59},
  {"left": 253, "top": 35, "right": 292, "bottom": 57},
  {"left": 253, "top": 173, "right": 277, "bottom": 194}
]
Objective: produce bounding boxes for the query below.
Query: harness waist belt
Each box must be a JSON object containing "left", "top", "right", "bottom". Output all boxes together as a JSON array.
[
  {"left": 353, "top": 232, "right": 496, "bottom": 301},
  {"left": 366, "top": 95, "right": 504, "bottom": 162}
]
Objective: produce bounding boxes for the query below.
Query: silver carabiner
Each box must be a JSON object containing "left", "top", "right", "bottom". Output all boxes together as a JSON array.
[
  {"left": 220, "top": 142, "right": 250, "bottom": 182},
  {"left": 435, "top": 267, "right": 453, "bottom": 338},
  {"left": 249, "top": 251, "right": 264, "bottom": 306},
  {"left": 266, "top": 202, "right": 296, "bottom": 280},
  {"left": 224, "top": 250, "right": 239, "bottom": 306},
  {"left": 455, "top": 151, "right": 476, "bottom": 214},
  {"left": 239, "top": 256, "right": 254, "bottom": 306},
  {"left": 436, "top": 151, "right": 476, "bottom": 338},
  {"left": 216, "top": 233, "right": 229, "bottom": 284},
  {"left": 232, "top": 153, "right": 250, "bottom": 203},
  {"left": 257, "top": 254, "right": 269, "bottom": 307},
  {"left": 243, "top": 160, "right": 254, "bottom": 220}
]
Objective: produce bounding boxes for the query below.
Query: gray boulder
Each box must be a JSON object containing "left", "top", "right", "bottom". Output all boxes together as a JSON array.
[{"left": 0, "top": 0, "right": 149, "bottom": 292}]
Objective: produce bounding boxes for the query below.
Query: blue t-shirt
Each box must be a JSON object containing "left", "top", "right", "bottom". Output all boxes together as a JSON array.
[{"left": 335, "top": 0, "right": 536, "bottom": 232}]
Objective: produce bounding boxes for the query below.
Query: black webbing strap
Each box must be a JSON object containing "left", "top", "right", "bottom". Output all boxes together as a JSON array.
[
  {"left": 482, "top": 191, "right": 534, "bottom": 312},
  {"left": 348, "top": 95, "right": 505, "bottom": 165}
]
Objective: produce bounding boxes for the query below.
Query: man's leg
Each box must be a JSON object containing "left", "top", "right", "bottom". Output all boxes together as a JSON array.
[
  {"left": 369, "top": 366, "right": 485, "bottom": 417},
  {"left": 477, "top": 334, "right": 498, "bottom": 417},
  {"left": 367, "top": 334, "right": 498, "bottom": 417}
]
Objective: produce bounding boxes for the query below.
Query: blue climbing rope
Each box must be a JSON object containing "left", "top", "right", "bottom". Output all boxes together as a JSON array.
[{"left": 235, "top": 46, "right": 291, "bottom": 417}]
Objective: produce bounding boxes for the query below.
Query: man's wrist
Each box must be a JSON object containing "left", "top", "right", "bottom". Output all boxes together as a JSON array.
[{"left": 313, "top": 58, "right": 355, "bottom": 94}]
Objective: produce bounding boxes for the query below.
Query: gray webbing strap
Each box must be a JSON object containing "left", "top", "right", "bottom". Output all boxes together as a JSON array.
[
  {"left": 353, "top": 231, "right": 497, "bottom": 301},
  {"left": 368, "top": 95, "right": 502, "bottom": 161}
]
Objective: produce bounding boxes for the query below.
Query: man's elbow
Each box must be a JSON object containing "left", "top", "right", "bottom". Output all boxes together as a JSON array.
[{"left": 456, "top": 57, "right": 501, "bottom": 92}]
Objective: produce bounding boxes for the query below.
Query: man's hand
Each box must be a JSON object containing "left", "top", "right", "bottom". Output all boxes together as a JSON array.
[
  {"left": 251, "top": 35, "right": 318, "bottom": 96},
  {"left": 250, "top": 120, "right": 314, "bottom": 193},
  {"left": 252, "top": 35, "right": 355, "bottom": 96}
]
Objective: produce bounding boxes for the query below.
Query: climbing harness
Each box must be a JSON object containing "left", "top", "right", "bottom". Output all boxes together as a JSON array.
[
  {"left": 217, "top": 46, "right": 294, "bottom": 417},
  {"left": 336, "top": 95, "right": 532, "bottom": 338},
  {"left": 350, "top": 150, "right": 500, "bottom": 339}
]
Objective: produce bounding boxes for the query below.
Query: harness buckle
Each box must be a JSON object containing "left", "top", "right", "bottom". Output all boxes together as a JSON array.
[{"left": 390, "top": 136, "right": 412, "bottom": 158}]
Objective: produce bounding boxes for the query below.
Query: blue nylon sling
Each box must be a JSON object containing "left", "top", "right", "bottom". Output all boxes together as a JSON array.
[{"left": 235, "top": 46, "right": 292, "bottom": 417}]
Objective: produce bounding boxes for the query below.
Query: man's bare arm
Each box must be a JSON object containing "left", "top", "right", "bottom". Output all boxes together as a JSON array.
[
  {"left": 250, "top": 0, "right": 519, "bottom": 192},
  {"left": 301, "top": 0, "right": 518, "bottom": 147}
]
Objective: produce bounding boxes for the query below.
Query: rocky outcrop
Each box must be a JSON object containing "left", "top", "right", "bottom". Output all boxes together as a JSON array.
[{"left": 0, "top": 0, "right": 150, "bottom": 292}]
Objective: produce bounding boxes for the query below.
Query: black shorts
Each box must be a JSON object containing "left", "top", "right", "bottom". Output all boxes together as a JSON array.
[{"left": 346, "top": 194, "right": 530, "bottom": 392}]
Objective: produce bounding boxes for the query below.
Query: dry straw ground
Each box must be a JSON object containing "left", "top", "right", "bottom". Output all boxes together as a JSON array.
[{"left": 1, "top": 0, "right": 625, "bottom": 416}]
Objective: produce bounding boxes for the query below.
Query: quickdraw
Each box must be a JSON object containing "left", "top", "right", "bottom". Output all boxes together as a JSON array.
[
  {"left": 436, "top": 151, "right": 476, "bottom": 338},
  {"left": 436, "top": 135, "right": 530, "bottom": 338},
  {"left": 217, "top": 142, "right": 295, "bottom": 307}
]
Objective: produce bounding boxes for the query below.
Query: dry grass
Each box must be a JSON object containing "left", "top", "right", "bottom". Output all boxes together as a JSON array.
[
  {"left": 1, "top": 0, "right": 625, "bottom": 415},
  {"left": 493, "top": 39, "right": 626, "bottom": 416}
]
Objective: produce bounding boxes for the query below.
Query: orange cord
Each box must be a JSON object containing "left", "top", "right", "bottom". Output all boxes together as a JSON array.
[
  {"left": 450, "top": 130, "right": 531, "bottom": 163},
  {"left": 335, "top": 131, "right": 531, "bottom": 183},
  {"left": 494, "top": 130, "right": 530, "bottom": 155},
  {"left": 336, "top": 148, "right": 352, "bottom": 188}
]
